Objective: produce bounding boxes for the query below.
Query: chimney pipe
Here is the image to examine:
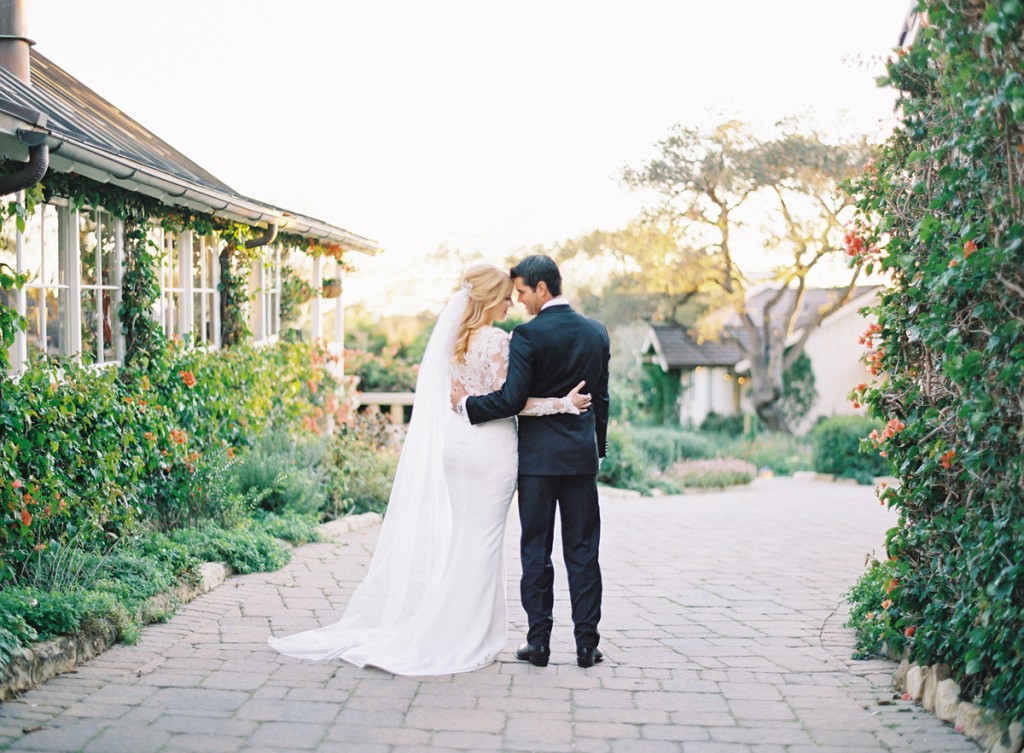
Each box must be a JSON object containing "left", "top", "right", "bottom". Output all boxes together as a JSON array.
[{"left": 0, "top": 0, "right": 32, "bottom": 84}]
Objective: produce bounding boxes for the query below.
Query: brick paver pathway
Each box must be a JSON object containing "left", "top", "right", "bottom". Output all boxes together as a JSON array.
[{"left": 0, "top": 478, "right": 980, "bottom": 753}]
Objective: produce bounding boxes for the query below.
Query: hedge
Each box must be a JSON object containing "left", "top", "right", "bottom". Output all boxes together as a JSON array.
[{"left": 846, "top": 0, "right": 1024, "bottom": 723}]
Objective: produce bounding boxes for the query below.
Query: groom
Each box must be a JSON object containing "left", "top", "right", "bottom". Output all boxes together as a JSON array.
[{"left": 451, "top": 255, "right": 610, "bottom": 668}]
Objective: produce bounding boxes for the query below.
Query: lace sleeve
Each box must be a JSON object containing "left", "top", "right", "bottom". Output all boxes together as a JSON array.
[
  {"left": 520, "top": 395, "right": 580, "bottom": 416},
  {"left": 490, "top": 330, "right": 509, "bottom": 391}
]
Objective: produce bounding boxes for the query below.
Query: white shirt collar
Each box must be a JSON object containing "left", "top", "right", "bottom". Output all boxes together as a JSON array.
[{"left": 541, "top": 295, "right": 569, "bottom": 311}]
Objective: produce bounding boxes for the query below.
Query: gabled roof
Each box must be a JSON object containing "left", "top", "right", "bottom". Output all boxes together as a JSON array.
[
  {"left": 0, "top": 50, "right": 378, "bottom": 252},
  {"left": 645, "top": 324, "right": 744, "bottom": 369},
  {"left": 645, "top": 285, "right": 880, "bottom": 370}
]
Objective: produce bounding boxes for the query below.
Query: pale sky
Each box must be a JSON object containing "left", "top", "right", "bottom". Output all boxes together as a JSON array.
[{"left": 29, "top": 1, "right": 909, "bottom": 311}]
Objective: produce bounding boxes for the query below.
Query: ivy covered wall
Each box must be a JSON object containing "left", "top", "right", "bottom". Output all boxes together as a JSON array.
[{"left": 848, "top": 0, "right": 1024, "bottom": 723}]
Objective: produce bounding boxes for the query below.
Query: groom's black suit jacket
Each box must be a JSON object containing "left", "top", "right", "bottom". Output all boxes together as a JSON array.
[{"left": 466, "top": 304, "right": 610, "bottom": 476}]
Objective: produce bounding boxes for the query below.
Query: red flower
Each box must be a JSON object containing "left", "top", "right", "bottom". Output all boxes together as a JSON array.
[
  {"left": 20, "top": 508, "right": 31, "bottom": 527},
  {"left": 963, "top": 240, "right": 977, "bottom": 258},
  {"left": 904, "top": 626, "right": 916, "bottom": 637}
]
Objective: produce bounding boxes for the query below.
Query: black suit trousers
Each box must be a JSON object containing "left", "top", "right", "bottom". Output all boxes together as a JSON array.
[{"left": 517, "top": 474, "right": 602, "bottom": 649}]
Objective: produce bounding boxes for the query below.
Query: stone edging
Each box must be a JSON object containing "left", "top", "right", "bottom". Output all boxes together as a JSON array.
[
  {"left": 0, "top": 511, "right": 383, "bottom": 703},
  {"left": 894, "top": 660, "right": 1023, "bottom": 753}
]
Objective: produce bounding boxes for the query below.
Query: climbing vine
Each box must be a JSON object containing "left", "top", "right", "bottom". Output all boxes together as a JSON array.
[
  {"left": 0, "top": 170, "right": 349, "bottom": 362},
  {"left": 846, "top": 0, "right": 1024, "bottom": 723}
]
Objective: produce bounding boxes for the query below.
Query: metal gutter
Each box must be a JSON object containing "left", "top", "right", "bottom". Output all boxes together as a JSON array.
[{"left": 41, "top": 132, "right": 379, "bottom": 254}]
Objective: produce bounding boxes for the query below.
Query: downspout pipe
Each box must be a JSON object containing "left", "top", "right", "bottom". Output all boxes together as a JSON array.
[
  {"left": 244, "top": 223, "right": 278, "bottom": 249},
  {"left": 0, "top": 127, "right": 48, "bottom": 196}
]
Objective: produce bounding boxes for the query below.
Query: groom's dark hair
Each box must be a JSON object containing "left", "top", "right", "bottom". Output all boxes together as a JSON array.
[{"left": 510, "top": 255, "right": 562, "bottom": 297}]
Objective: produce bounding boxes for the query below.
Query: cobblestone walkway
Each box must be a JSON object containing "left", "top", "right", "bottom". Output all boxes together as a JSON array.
[{"left": 0, "top": 478, "right": 980, "bottom": 753}]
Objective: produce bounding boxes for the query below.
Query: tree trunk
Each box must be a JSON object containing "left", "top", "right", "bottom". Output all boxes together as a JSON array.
[{"left": 748, "top": 337, "right": 792, "bottom": 434}]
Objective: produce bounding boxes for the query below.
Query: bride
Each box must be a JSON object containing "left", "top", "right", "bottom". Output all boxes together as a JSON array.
[{"left": 268, "top": 263, "right": 588, "bottom": 675}]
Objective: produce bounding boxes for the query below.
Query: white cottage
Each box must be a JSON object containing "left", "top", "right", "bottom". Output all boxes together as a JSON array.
[
  {"left": 643, "top": 285, "right": 880, "bottom": 433},
  {"left": 0, "top": 0, "right": 377, "bottom": 372}
]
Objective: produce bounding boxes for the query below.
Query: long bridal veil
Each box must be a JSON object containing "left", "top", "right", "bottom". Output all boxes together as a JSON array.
[{"left": 269, "top": 287, "right": 470, "bottom": 660}]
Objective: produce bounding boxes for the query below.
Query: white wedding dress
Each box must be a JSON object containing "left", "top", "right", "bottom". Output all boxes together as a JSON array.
[{"left": 269, "top": 290, "right": 571, "bottom": 675}]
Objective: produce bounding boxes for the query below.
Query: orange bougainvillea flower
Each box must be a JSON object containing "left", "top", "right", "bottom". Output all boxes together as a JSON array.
[
  {"left": 178, "top": 370, "right": 197, "bottom": 389},
  {"left": 143, "top": 432, "right": 155, "bottom": 441},
  {"left": 964, "top": 240, "right": 977, "bottom": 258},
  {"left": 20, "top": 508, "right": 31, "bottom": 527},
  {"left": 940, "top": 449, "right": 956, "bottom": 469},
  {"left": 904, "top": 626, "right": 916, "bottom": 637},
  {"left": 886, "top": 578, "right": 899, "bottom": 594},
  {"left": 882, "top": 599, "right": 892, "bottom": 610}
]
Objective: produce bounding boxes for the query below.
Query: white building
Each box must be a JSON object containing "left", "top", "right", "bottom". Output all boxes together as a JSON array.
[
  {"left": 0, "top": 0, "right": 377, "bottom": 372},
  {"left": 643, "top": 286, "right": 879, "bottom": 433}
]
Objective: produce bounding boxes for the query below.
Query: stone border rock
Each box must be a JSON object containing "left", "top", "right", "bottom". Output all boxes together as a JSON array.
[
  {"left": 0, "top": 512, "right": 382, "bottom": 703},
  {"left": 894, "top": 659, "right": 1023, "bottom": 753}
]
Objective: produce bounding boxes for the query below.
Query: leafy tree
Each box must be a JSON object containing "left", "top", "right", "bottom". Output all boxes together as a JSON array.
[
  {"left": 557, "top": 219, "right": 709, "bottom": 327},
  {"left": 622, "top": 120, "right": 871, "bottom": 432}
]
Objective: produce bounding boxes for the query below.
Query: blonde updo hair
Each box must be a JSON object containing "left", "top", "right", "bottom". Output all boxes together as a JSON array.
[{"left": 453, "top": 264, "right": 514, "bottom": 364}]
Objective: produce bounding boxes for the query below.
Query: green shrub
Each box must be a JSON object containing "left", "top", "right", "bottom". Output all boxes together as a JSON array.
[
  {"left": 597, "top": 426, "right": 655, "bottom": 494},
  {"left": 811, "top": 416, "right": 887, "bottom": 484},
  {"left": 344, "top": 347, "right": 418, "bottom": 391},
  {"left": 629, "top": 427, "right": 713, "bottom": 470},
  {"left": 845, "top": 558, "right": 908, "bottom": 661},
  {"left": 325, "top": 412, "right": 399, "bottom": 516},
  {"left": 233, "top": 431, "right": 328, "bottom": 517},
  {"left": 256, "top": 511, "right": 323, "bottom": 545},
  {"left": 711, "top": 432, "right": 813, "bottom": 476},
  {"left": 0, "top": 338, "right": 355, "bottom": 583},
  {"left": 699, "top": 411, "right": 746, "bottom": 436},
  {"left": 0, "top": 592, "right": 38, "bottom": 671},
  {"left": 666, "top": 458, "right": 757, "bottom": 488},
  {"left": 849, "top": 0, "right": 1024, "bottom": 721},
  {"left": 169, "top": 525, "right": 291, "bottom": 575}
]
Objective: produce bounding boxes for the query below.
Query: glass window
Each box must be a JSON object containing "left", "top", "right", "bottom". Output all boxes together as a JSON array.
[
  {"left": 249, "top": 245, "right": 281, "bottom": 345},
  {"left": 191, "top": 233, "right": 220, "bottom": 347},
  {"left": 3, "top": 202, "right": 73, "bottom": 369},
  {"left": 153, "top": 225, "right": 186, "bottom": 341},
  {"left": 78, "top": 209, "right": 121, "bottom": 364}
]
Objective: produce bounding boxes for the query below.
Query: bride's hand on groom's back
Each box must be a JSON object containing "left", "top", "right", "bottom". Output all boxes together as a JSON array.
[
  {"left": 450, "top": 380, "right": 468, "bottom": 412},
  {"left": 567, "top": 380, "right": 591, "bottom": 413}
]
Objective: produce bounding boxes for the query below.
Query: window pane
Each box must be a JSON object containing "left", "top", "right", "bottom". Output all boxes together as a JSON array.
[
  {"left": 81, "top": 287, "right": 98, "bottom": 360},
  {"left": 25, "top": 286, "right": 66, "bottom": 356},
  {"left": 100, "top": 211, "right": 117, "bottom": 285},
  {"left": 79, "top": 211, "right": 97, "bottom": 286},
  {"left": 102, "top": 290, "right": 115, "bottom": 362},
  {"left": 192, "top": 235, "right": 204, "bottom": 289}
]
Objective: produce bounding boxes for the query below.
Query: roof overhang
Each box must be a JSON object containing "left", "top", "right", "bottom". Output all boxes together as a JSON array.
[
  {"left": 0, "top": 99, "right": 379, "bottom": 255},
  {"left": 641, "top": 328, "right": 669, "bottom": 372}
]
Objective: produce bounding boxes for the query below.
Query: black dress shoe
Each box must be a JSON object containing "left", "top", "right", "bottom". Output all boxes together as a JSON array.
[
  {"left": 576, "top": 646, "right": 603, "bottom": 668},
  {"left": 515, "top": 642, "right": 550, "bottom": 667}
]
